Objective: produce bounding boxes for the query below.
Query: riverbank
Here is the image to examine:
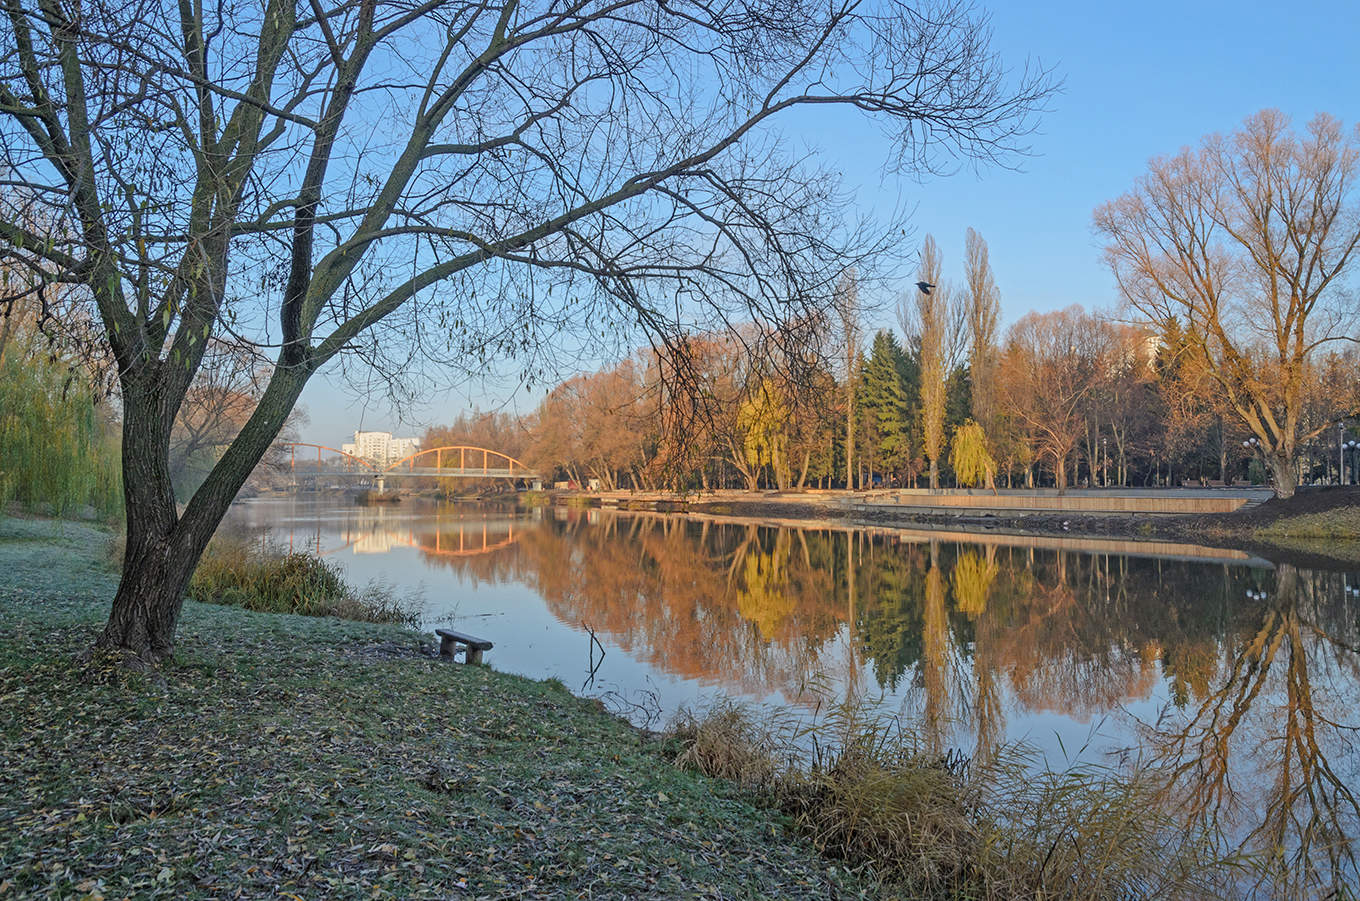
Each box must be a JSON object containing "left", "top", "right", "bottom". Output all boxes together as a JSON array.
[
  {"left": 5, "top": 515, "right": 1332, "bottom": 897},
  {"left": 0, "top": 517, "right": 874, "bottom": 899},
  {"left": 546, "top": 487, "right": 1360, "bottom": 568}
]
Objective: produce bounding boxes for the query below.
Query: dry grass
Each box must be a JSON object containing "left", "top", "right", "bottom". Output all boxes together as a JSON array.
[
  {"left": 1255, "top": 506, "right": 1360, "bottom": 539},
  {"left": 187, "top": 537, "right": 421, "bottom": 625},
  {"left": 671, "top": 701, "right": 784, "bottom": 791},
  {"left": 974, "top": 748, "right": 1228, "bottom": 899},
  {"left": 669, "top": 700, "right": 1235, "bottom": 899}
]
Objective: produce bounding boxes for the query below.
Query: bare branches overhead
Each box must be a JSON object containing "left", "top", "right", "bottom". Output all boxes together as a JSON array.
[{"left": 0, "top": 0, "right": 1054, "bottom": 658}]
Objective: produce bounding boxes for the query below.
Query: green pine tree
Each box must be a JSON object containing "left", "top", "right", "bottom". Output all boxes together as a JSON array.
[{"left": 860, "top": 331, "right": 916, "bottom": 483}]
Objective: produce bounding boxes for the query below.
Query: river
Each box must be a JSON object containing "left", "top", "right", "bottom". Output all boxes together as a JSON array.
[{"left": 221, "top": 494, "right": 1360, "bottom": 885}]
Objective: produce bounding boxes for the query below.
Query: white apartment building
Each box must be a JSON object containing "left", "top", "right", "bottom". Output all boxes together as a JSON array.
[{"left": 341, "top": 430, "right": 421, "bottom": 465}]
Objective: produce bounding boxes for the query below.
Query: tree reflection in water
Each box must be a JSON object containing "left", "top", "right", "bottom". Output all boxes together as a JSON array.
[
  {"left": 409, "top": 508, "right": 1359, "bottom": 890},
  {"left": 1143, "top": 563, "right": 1360, "bottom": 895}
]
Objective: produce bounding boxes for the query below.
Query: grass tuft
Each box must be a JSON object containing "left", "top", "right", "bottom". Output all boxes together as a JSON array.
[
  {"left": 670, "top": 699, "right": 1233, "bottom": 899},
  {"left": 671, "top": 700, "right": 783, "bottom": 791},
  {"left": 187, "top": 537, "right": 421, "bottom": 625}
]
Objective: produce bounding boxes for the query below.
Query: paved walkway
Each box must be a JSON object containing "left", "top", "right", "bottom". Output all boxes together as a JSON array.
[
  {"left": 580, "top": 487, "right": 1276, "bottom": 516},
  {"left": 851, "top": 486, "right": 1274, "bottom": 515}
]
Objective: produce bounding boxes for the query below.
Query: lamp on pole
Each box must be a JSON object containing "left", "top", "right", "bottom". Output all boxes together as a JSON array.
[
  {"left": 1340, "top": 422, "right": 1346, "bottom": 486},
  {"left": 1243, "top": 437, "right": 1261, "bottom": 484},
  {"left": 1347, "top": 439, "right": 1359, "bottom": 486}
]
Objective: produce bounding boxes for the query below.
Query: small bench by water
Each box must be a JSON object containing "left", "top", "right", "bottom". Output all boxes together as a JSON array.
[{"left": 436, "top": 628, "right": 492, "bottom": 664}]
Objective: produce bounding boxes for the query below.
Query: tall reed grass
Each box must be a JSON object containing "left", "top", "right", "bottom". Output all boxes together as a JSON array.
[
  {"left": 670, "top": 699, "right": 1234, "bottom": 899},
  {"left": 188, "top": 537, "right": 421, "bottom": 626},
  {"left": 0, "top": 351, "right": 121, "bottom": 517}
]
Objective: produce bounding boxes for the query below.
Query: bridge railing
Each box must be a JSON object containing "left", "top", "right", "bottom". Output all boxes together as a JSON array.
[{"left": 275, "top": 443, "right": 539, "bottom": 479}]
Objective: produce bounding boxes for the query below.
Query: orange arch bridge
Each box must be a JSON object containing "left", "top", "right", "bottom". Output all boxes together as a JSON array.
[{"left": 279, "top": 443, "right": 539, "bottom": 481}]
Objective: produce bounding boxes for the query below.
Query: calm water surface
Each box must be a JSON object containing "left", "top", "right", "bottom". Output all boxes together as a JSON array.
[{"left": 221, "top": 495, "right": 1360, "bottom": 883}]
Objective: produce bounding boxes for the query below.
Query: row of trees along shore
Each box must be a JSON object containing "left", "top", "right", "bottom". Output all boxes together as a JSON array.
[{"left": 430, "top": 222, "right": 1360, "bottom": 496}]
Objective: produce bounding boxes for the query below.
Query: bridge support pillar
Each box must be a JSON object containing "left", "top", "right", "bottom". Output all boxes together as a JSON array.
[{"left": 375, "top": 476, "right": 386, "bottom": 493}]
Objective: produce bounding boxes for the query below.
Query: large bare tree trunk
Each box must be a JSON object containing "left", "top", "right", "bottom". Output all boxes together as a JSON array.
[
  {"left": 1268, "top": 451, "right": 1298, "bottom": 499},
  {"left": 96, "top": 381, "right": 189, "bottom": 660},
  {"left": 97, "top": 371, "right": 306, "bottom": 662},
  {"left": 100, "top": 515, "right": 205, "bottom": 662}
]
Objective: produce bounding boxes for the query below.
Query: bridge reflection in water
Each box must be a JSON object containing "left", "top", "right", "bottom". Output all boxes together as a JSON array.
[
  {"left": 223, "top": 498, "right": 1360, "bottom": 893},
  {"left": 275, "top": 508, "right": 523, "bottom": 560}
]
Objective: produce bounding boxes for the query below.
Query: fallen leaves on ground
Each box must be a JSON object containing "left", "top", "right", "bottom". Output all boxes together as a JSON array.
[{"left": 0, "top": 517, "right": 876, "bottom": 899}]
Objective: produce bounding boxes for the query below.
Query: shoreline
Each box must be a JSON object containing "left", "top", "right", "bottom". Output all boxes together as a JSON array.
[{"left": 530, "top": 486, "right": 1360, "bottom": 570}]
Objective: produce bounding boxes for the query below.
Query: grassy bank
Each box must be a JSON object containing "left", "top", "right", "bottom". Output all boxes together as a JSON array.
[
  {"left": 1254, "top": 505, "right": 1360, "bottom": 539},
  {"left": 0, "top": 516, "right": 874, "bottom": 899}
]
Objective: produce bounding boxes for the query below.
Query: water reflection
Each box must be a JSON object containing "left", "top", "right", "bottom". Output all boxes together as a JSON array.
[
  {"left": 1144, "top": 562, "right": 1360, "bottom": 894},
  {"left": 227, "top": 499, "right": 1360, "bottom": 889}
]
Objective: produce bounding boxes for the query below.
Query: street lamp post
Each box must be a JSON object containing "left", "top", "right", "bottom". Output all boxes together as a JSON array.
[
  {"left": 1347, "top": 439, "right": 1359, "bottom": 486},
  {"left": 1243, "top": 438, "right": 1262, "bottom": 484},
  {"left": 1340, "top": 422, "right": 1346, "bottom": 486}
]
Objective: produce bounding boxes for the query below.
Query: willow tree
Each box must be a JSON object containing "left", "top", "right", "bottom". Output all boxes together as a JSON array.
[
  {"left": 0, "top": 0, "right": 1050, "bottom": 662},
  {"left": 949, "top": 419, "right": 995, "bottom": 489},
  {"left": 1096, "top": 110, "right": 1360, "bottom": 498},
  {"left": 737, "top": 379, "right": 790, "bottom": 489}
]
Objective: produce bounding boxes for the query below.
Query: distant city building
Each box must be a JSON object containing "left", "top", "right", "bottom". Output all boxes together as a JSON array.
[
  {"left": 341, "top": 430, "right": 421, "bottom": 465},
  {"left": 1104, "top": 326, "right": 1163, "bottom": 375},
  {"left": 1139, "top": 332, "right": 1164, "bottom": 368},
  {"left": 388, "top": 436, "right": 420, "bottom": 461}
]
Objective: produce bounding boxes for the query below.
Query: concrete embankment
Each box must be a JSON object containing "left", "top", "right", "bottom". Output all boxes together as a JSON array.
[
  {"left": 849, "top": 487, "right": 1272, "bottom": 515},
  {"left": 560, "top": 486, "right": 1273, "bottom": 517}
]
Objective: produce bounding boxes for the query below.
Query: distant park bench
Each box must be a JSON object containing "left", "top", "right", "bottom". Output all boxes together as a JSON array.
[{"left": 435, "top": 628, "right": 493, "bottom": 664}]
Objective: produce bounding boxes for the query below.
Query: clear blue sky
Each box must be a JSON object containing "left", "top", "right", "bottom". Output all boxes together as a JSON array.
[{"left": 299, "top": 0, "right": 1360, "bottom": 446}]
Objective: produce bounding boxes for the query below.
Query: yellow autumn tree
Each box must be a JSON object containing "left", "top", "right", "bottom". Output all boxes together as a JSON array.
[
  {"left": 950, "top": 419, "right": 996, "bottom": 489},
  {"left": 737, "top": 379, "right": 791, "bottom": 489},
  {"left": 951, "top": 549, "right": 998, "bottom": 619}
]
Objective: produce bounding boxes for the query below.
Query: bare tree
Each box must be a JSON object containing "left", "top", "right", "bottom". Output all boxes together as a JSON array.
[
  {"left": 834, "top": 269, "right": 861, "bottom": 490},
  {"left": 998, "top": 306, "right": 1110, "bottom": 489},
  {"left": 1096, "top": 110, "right": 1360, "bottom": 497},
  {"left": 0, "top": 0, "right": 1051, "bottom": 661},
  {"left": 168, "top": 340, "right": 290, "bottom": 496},
  {"left": 902, "top": 234, "right": 964, "bottom": 489}
]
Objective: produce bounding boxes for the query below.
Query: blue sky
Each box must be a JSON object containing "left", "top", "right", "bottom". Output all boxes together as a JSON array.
[{"left": 299, "top": 0, "right": 1360, "bottom": 445}]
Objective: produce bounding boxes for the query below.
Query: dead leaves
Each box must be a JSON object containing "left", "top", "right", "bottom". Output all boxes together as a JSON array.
[{"left": 0, "top": 521, "right": 874, "bottom": 899}]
